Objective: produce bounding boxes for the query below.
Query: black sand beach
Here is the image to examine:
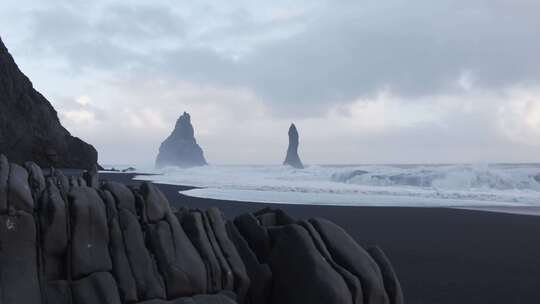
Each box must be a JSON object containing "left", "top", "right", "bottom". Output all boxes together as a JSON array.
[{"left": 103, "top": 173, "right": 540, "bottom": 304}]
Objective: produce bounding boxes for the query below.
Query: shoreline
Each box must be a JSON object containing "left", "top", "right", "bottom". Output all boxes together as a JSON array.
[
  {"left": 126, "top": 172, "right": 540, "bottom": 217},
  {"left": 180, "top": 187, "right": 540, "bottom": 216},
  {"left": 457, "top": 206, "right": 540, "bottom": 216}
]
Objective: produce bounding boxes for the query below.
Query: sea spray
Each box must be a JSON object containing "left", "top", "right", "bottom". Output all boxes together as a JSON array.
[{"left": 134, "top": 163, "right": 540, "bottom": 207}]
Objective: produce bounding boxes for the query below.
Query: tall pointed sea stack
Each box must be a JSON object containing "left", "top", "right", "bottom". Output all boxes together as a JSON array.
[
  {"left": 283, "top": 123, "right": 304, "bottom": 169},
  {"left": 0, "top": 36, "right": 98, "bottom": 169},
  {"left": 156, "top": 112, "right": 207, "bottom": 168}
]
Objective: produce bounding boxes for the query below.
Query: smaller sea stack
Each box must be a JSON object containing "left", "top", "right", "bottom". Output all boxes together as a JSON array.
[
  {"left": 283, "top": 123, "right": 304, "bottom": 169},
  {"left": 156, "top": 112, "right": 207, "bottom": 168}
]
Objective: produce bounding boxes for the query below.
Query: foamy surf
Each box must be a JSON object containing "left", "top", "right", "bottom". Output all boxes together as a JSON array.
[{"left": 132, "top": 163, "right": 540, "bottom": 211}]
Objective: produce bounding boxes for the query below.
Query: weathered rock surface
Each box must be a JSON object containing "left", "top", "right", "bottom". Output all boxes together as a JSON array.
[
  {"left": 156, "top": 112, "right": 207, "bottom": 168},
  {"left": 0, "top": 211, "right": 41, "bottom": 304},
  {"left": 0, "top": 153, "right": 403, "bottom": 304},
  {"left": 103, "top": 182, "right": 166, "bottom": 301},
  {"left": 269, "top": 224, "right": 354, "bottom": 304},
  {"left": 310, "top": 218, "right": 389, "bottom": 304},
  {"left": 139, "top": 182, "right": 207, "bottom": 298},
  {"left": 69, "top": 186, "right": 112, "bottom": 279},
  {"left": 0, "top": 37, "right": 99, "bottom": 169},
  {"left": 283, "top": 123, "right": 304, "bottom": 169}
]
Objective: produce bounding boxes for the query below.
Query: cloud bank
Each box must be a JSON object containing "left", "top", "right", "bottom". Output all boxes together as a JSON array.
[{"left": 1, "top": 0, "right": 539, "bottom": 165}]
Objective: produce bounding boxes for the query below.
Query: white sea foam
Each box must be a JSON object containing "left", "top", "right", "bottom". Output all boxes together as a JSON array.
[{"left": 133, "top": 163, "right": 540, "bottom": 207}]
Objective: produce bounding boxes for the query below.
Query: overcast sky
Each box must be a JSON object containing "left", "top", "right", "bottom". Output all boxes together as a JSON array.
[{"left": 1, "top": 0, "right": 540, "bottom": 165}]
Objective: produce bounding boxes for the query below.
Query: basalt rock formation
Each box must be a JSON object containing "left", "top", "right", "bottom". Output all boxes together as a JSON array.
[
  {"left": 156, "top": 112, "right": 207, "bottom": 168},
  {"left": 0, "top": 36, "right": 99, "bottom": 169},
  {"left": 0, "top": 153, "right": 404, "bottom": 304},
  {"left": 283, "top": 123, "right": 304, "bottom": 169}
]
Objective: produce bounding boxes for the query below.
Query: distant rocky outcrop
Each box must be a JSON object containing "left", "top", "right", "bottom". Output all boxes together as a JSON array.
[
  {"left": 0, "top": 153, "right": 404, "bottom": 304},
  {"left": 156, "top": 112, "right": 207, "bottom": 168},
  {"left": 283, "top": 123, "right": 304, "bottom": 169},
  {"left": 0, "top": 36, "right": 99, "bottom": 169}
]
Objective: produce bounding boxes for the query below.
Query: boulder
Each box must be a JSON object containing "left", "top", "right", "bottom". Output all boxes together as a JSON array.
[
  {"left": 68, "top": 186, "right": 112, "bottom": 279},
  {"left": 103, "top": 182, "right": 166, "bottom": 301},
  {"left": 25, "top": 161, "right": 46, "bottom": 198},
  {"left": 71, "top": 272, "right": 122, "bottom": 304},
  {"left": 310, "top": 218, "right": 389, "bottom": 304},
  {"left": 8, "top": 162, "right": 34, "bottom": 212},
  {"left": 39, "top": 179, "right": 69, "bottom": 281},
  {"left": 179, "top": 210, "right": 237, "bottom": 293},
  {"left": 254, "top": 208, "right": 296, "bottom": 226},
  {"left": 226, "top": 221, "right": 272, "bottom": 304},
  {"left": 199, "top": 210, "right": 233, "bottom": 292},
  {"left": 268, "top": 224, "right": 353, "bottom": 304},
  {"left": 367, "top": 246, "right": 405, "bottom": 304},
  {"left": 180, "top": 210, "right": 223, "bottom": 293},
  {"left": 139, "top": 182, "right": 207, "bottom": 298},
  {"left": 43, "top": 280, "right": 70, "bottom": 304},
  {"left": 139, "top": 181, "right": 170, "bottom": 222},
  {"left": 155, "top": 112, "right": 207, "bottom": 168},
  {"left": 233, "top": 213, "right": 271, "bottom": 263},
  {"left": 0, "top": 165, "right": 41, "bottom": 304},
  {"left": 231, "top": 209, "right": 404, "bottom": 304},
  {"left": 101, "top": 189, "right": 138, "bottom": 303},
  {"left": 299, "top": 221, "right": 363, "bottom": 304},
  {"left": 51, "top": 168, "right": 70, "bottom": 197},
  {"left": 0, "top": 212, "right": 41, "bottom": 304},
  {"left": 206, "top": 208, "right": 250, "bottom": 302}
]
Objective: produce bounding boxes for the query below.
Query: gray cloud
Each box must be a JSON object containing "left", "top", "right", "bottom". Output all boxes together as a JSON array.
[
  {"left": 97, "top": 4, "right": 186, "bottom": 41},
  {"left": 18, "top": 0, "right": 540, "bottom": 116},
  {"left": 238, "top": 0, "right": 540, "bottom": 112},
  {"left": 26, "top": 2, "right": 186, "bottom": 72}
]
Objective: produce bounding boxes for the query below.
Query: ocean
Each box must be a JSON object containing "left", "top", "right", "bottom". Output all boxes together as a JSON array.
[{"left": 119, "top": 163, "right": 540, "bottom": 208}]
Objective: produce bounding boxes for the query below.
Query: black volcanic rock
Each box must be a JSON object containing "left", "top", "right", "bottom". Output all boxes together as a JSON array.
[
  {"left": 0, "top": 36, "right": 99, "bottom": 169},
  {"left": 283, "top": 123, "right": 304, "bottom": 169},
  {"left": 156, "top": 112, "right": 207, "bottom": 168},
  {"left": 269, "top": 225, "right": 353, "bottom": 304},
  {"left": 0, "top": 154, "right": 404, "bottom": 304}
]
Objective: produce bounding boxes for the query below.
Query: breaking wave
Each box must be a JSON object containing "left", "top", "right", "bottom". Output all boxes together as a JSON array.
[{"left": 134, "top": 163, "right": 540, "bottom": 207}]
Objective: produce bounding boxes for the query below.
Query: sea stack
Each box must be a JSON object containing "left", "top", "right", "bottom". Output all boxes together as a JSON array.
[
  {"left": 0, "top": 36, "right": 98, "bottom": 169},
  {"left": 156, "top": 111, "right": 207, "bottom": 168},
  {"left": 283, "top": 123, "right": 304, "bottom": 169}
]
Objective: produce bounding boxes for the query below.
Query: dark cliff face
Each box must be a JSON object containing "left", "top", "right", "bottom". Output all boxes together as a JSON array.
[
  {"left": 155, "top": 112, "right": 207, "bottom": 168},
  {"left": 0, "top": 37, "right": 99, "bottom": 169},
  {"left": 283, "top": 123, "right": 304, "bottom": 169}
]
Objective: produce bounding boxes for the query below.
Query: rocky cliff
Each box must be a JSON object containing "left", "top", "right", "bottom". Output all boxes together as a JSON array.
[
  {"left": 283, "top": 123, "right": 304, "bottom": 169},
  {"left": 0, "top": 153, "right": 404, "bottom": 304},
  {"left": 156, "top": 112, "right": 207, "bottom": 168},
  {"left": 0, "top": 36, "right": 99, "bottom": 169}
]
